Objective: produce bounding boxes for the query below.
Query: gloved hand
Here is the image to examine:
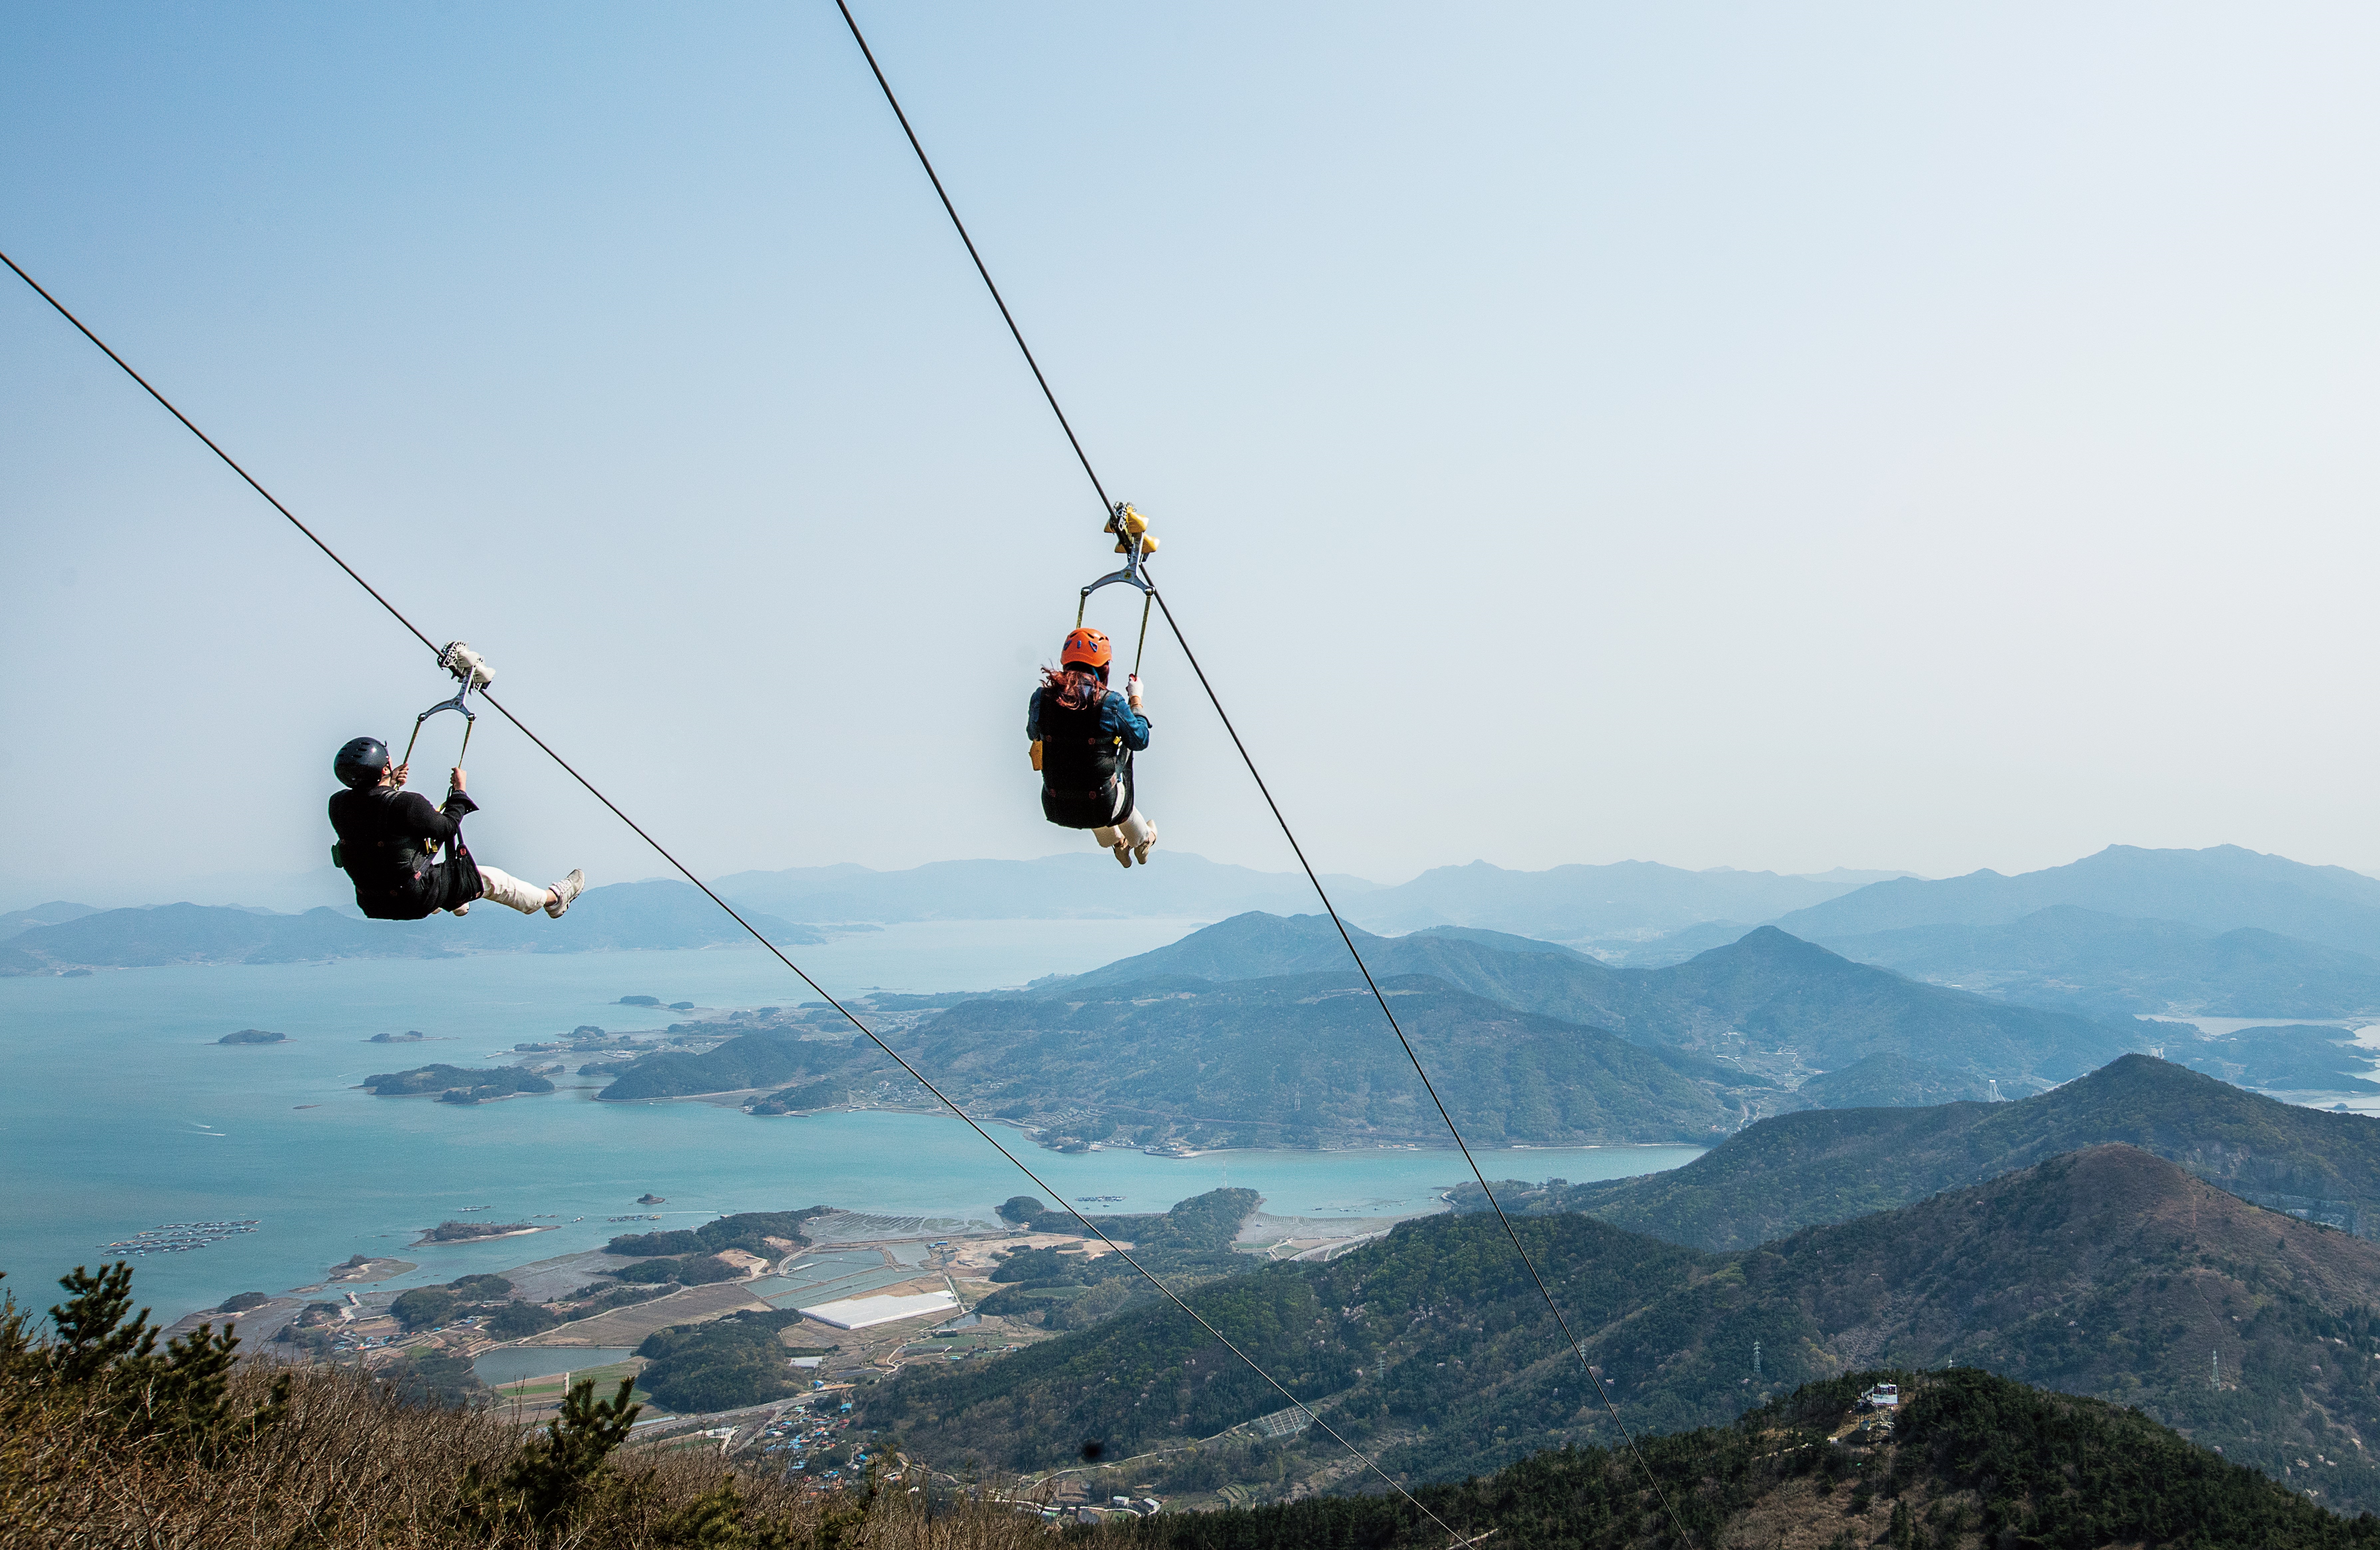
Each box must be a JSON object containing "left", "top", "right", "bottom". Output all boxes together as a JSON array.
[{"left": 1127, "top": 674, "right": 1146, "bottom": 706}]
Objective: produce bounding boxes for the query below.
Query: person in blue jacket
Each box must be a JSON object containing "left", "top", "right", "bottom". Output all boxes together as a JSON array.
[{"left": 1029, "top": 627, "right": 1156, "bottom": 867}]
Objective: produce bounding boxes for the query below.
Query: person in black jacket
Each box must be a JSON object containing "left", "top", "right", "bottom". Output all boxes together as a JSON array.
[
  {"left": 1028, "top": 627, "right": 1156, "bottom": 867},
  {"left": 328, "top": 737, "right": 585, "bottom": 921}
]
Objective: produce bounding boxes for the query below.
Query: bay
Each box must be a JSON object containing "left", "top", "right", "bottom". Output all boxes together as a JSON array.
[{"left": 0, "top": 923, "right": 1701, "bottom": 1323}]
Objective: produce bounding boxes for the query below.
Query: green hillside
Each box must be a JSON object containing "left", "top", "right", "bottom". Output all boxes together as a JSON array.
[
  {"left": 1793, "top": 1052, "right": 1997, "bottom": 1108},
  {"left": 1084, "top": 1368, "right": 2380, "bottom": 1549},
  {"left": 1474, "top": 1053, "right": 2380, "bottom": 1250},
  {"left": 866, "top": 1144, "right": 2380, "bottom": 1512}
]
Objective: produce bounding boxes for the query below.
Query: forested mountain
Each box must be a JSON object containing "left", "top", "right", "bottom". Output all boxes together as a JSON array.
[
  {"left": 1594, "top": 926, "right": 2134, "bottom": 1082},
  {"left": 1090, "top": 1368, "right": 2377, "bottom": 1549},
  {"left": 1065, "top": 912, "right": 2136, "bottom": 1089},
  {"left": 1815, "top": 904, "right": 2380, "bottom": 1020},
  {"left": 595, "top": 915, "right": 2140, "bottom": 1138},
  {"left": 0, "top": 882, "right": 818, "bottom": 973},
  {"left": 601, "top": 974, "right": 1749, "bottom": 1146},
  {"left": 1464, "top": 1053, "right": 2380, "bottom": 1250},
  {"left": 918, "top": 973, "right": 1750, "bottom": 1145},
  {"left": 1776, "top": 843, "right": 2380, "bottom": 958},
  {"left": 864, "top": 1145, "right": 2380, "bottom": 1512},
  {"left": 1790, "top": 1053, "right": 1998, "bottom": 1109}
]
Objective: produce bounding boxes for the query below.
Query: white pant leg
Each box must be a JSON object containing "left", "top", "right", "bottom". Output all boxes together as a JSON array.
[
  {"left": 1092, "top": 823, "right": 1126, "bottom": 849},
  {"left": 1115, "top": 808, "right": 1154, "bottom": 846},
  {"left": 475, "top": 865, "right": 549, "bottom": 915}
]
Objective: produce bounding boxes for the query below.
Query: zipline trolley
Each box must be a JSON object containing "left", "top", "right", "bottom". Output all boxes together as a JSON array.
[
  {"left": 1077, "top": 503, "right": 1160, "bottom": 675},
  {"left": 399, "top": 641, "right": 495, "bottom": 773}
]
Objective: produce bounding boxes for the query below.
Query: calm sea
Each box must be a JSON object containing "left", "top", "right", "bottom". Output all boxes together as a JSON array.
[{"left": 0, "top": 922, "right": 1701, "bottom": 1322}]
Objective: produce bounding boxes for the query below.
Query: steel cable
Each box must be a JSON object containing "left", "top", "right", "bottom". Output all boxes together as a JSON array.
[
  {"left": 823, "top": 8, "right": 1697, "bottom": 1541},
  {"left": 0, "top": 244, "right": 1467, "bottom": 1544}
]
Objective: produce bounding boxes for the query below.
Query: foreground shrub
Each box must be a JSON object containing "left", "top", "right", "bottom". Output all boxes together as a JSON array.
[{"left": 0, "top": 1261, "right": 1051, "bottom": 1549}]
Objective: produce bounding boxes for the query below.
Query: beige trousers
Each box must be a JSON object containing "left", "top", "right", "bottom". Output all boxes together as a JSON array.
[
  {"left": 1093, "top": 809, "right": 1155, "bottom": 850},
  {"left": 475, "top": 866, "right": 549, "bottom": 915}
]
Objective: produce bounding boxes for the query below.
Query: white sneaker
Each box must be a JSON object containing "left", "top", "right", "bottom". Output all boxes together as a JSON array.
[
  {"left": 1111, "top": 842, "right": 1132, "bottom": 869},
  {"left": 545, "top": 868, "right": 586, "bottom": 918},
  {"left": 1133, "top": 826, "right": 1158, "bottom": 866}
]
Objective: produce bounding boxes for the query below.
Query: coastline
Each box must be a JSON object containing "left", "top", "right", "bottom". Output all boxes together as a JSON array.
[{"left": 408, "top": 1224, "right": 559, "bottom": 1249}]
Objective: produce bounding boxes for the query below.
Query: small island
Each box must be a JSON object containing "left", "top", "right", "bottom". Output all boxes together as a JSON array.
[
  {"left": 368, "top": 1030, "right": 430, "bottom": 1043},
  {"left": 412, "top": 1220, "right": 556, "bottom": 1246},
  {"left": 327, "top": 1253, "right": 416, "bottom": 1283},
  {"left": 218, "top": 1029, "right": 287, "bottom": 1045},
  {"left": 637, "top": 1193, "right": 668, "bottom": 1204},
  {"left": 618, "top": 995, "right": 661, "bottom": 1006},
  {"left": 361, "top": 1064, "right": 555, "bottom": 1103}
]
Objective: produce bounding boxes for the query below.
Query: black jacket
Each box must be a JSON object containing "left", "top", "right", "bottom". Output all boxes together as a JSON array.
[
  {"left": 329, "top": 786, "right": 483, "bottom": 920},
  {"left": 1035, "top": 686, "right": 1141, "bottom": 830}
]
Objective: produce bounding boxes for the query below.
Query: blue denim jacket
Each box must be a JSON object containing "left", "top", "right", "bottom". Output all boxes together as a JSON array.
[{"left": 1028, "top": 686, "right": 1150, "bottom": 750}]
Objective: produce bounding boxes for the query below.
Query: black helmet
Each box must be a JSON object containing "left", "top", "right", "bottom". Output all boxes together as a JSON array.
[{"left": 334, "top": 736, "right": 391, "bottom": 790}]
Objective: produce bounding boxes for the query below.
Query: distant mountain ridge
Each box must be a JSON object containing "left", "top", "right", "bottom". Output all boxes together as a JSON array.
[
  {"left": 713, "top": 852, "right": 1377, "bottom": 925},
  {"left": 0, "top": 882, "right": 819, "bottom": 974},
  {"left": 1814, "top": 903, "right": 2380, "bottom": 1019},
  {"left": 1336, "top": 857, "right": 1901, "bottom": 940},
  {"left": 711, "top": 855, "right": 1900, "bottom": 938},
  {"left": 0, "top": 901, "right": 98, "bottom": 939},
  {"left": 1778, "top": 843, "right": 2380, "bottom": 957}
]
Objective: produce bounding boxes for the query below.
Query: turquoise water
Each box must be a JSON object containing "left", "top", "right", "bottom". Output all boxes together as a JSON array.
[{"left": 0, "top": 928, "right": 1702, "bottom": 1323}]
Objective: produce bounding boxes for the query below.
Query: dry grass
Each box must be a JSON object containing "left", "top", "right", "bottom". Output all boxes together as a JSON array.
[{"left": 0, "top": 1363, "right": 1055, "bottom": 1550}]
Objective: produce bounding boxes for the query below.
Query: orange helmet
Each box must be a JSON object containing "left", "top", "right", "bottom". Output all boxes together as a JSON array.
[{"left": 1061, "top": 627, "right": 1112, "bottom": 670}]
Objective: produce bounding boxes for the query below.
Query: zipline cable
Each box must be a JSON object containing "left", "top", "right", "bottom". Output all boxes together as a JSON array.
[
  {"left": 830, "top": 0, "right": 1111, "bottom": 516},
  {"left": 0, "top": 251, "right": 441, "bottom": 663},
  {"left": 824, "top": 10, "right": 1697, "bottom": 1543},
  {"left": 0, "top": 245, "right": 1467, "bottom": 1546}
]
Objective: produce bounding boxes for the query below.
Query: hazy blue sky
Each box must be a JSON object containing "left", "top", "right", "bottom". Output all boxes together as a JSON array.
[{"left": 7, "top": 4, "right": 2380, "bottom": 908}]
